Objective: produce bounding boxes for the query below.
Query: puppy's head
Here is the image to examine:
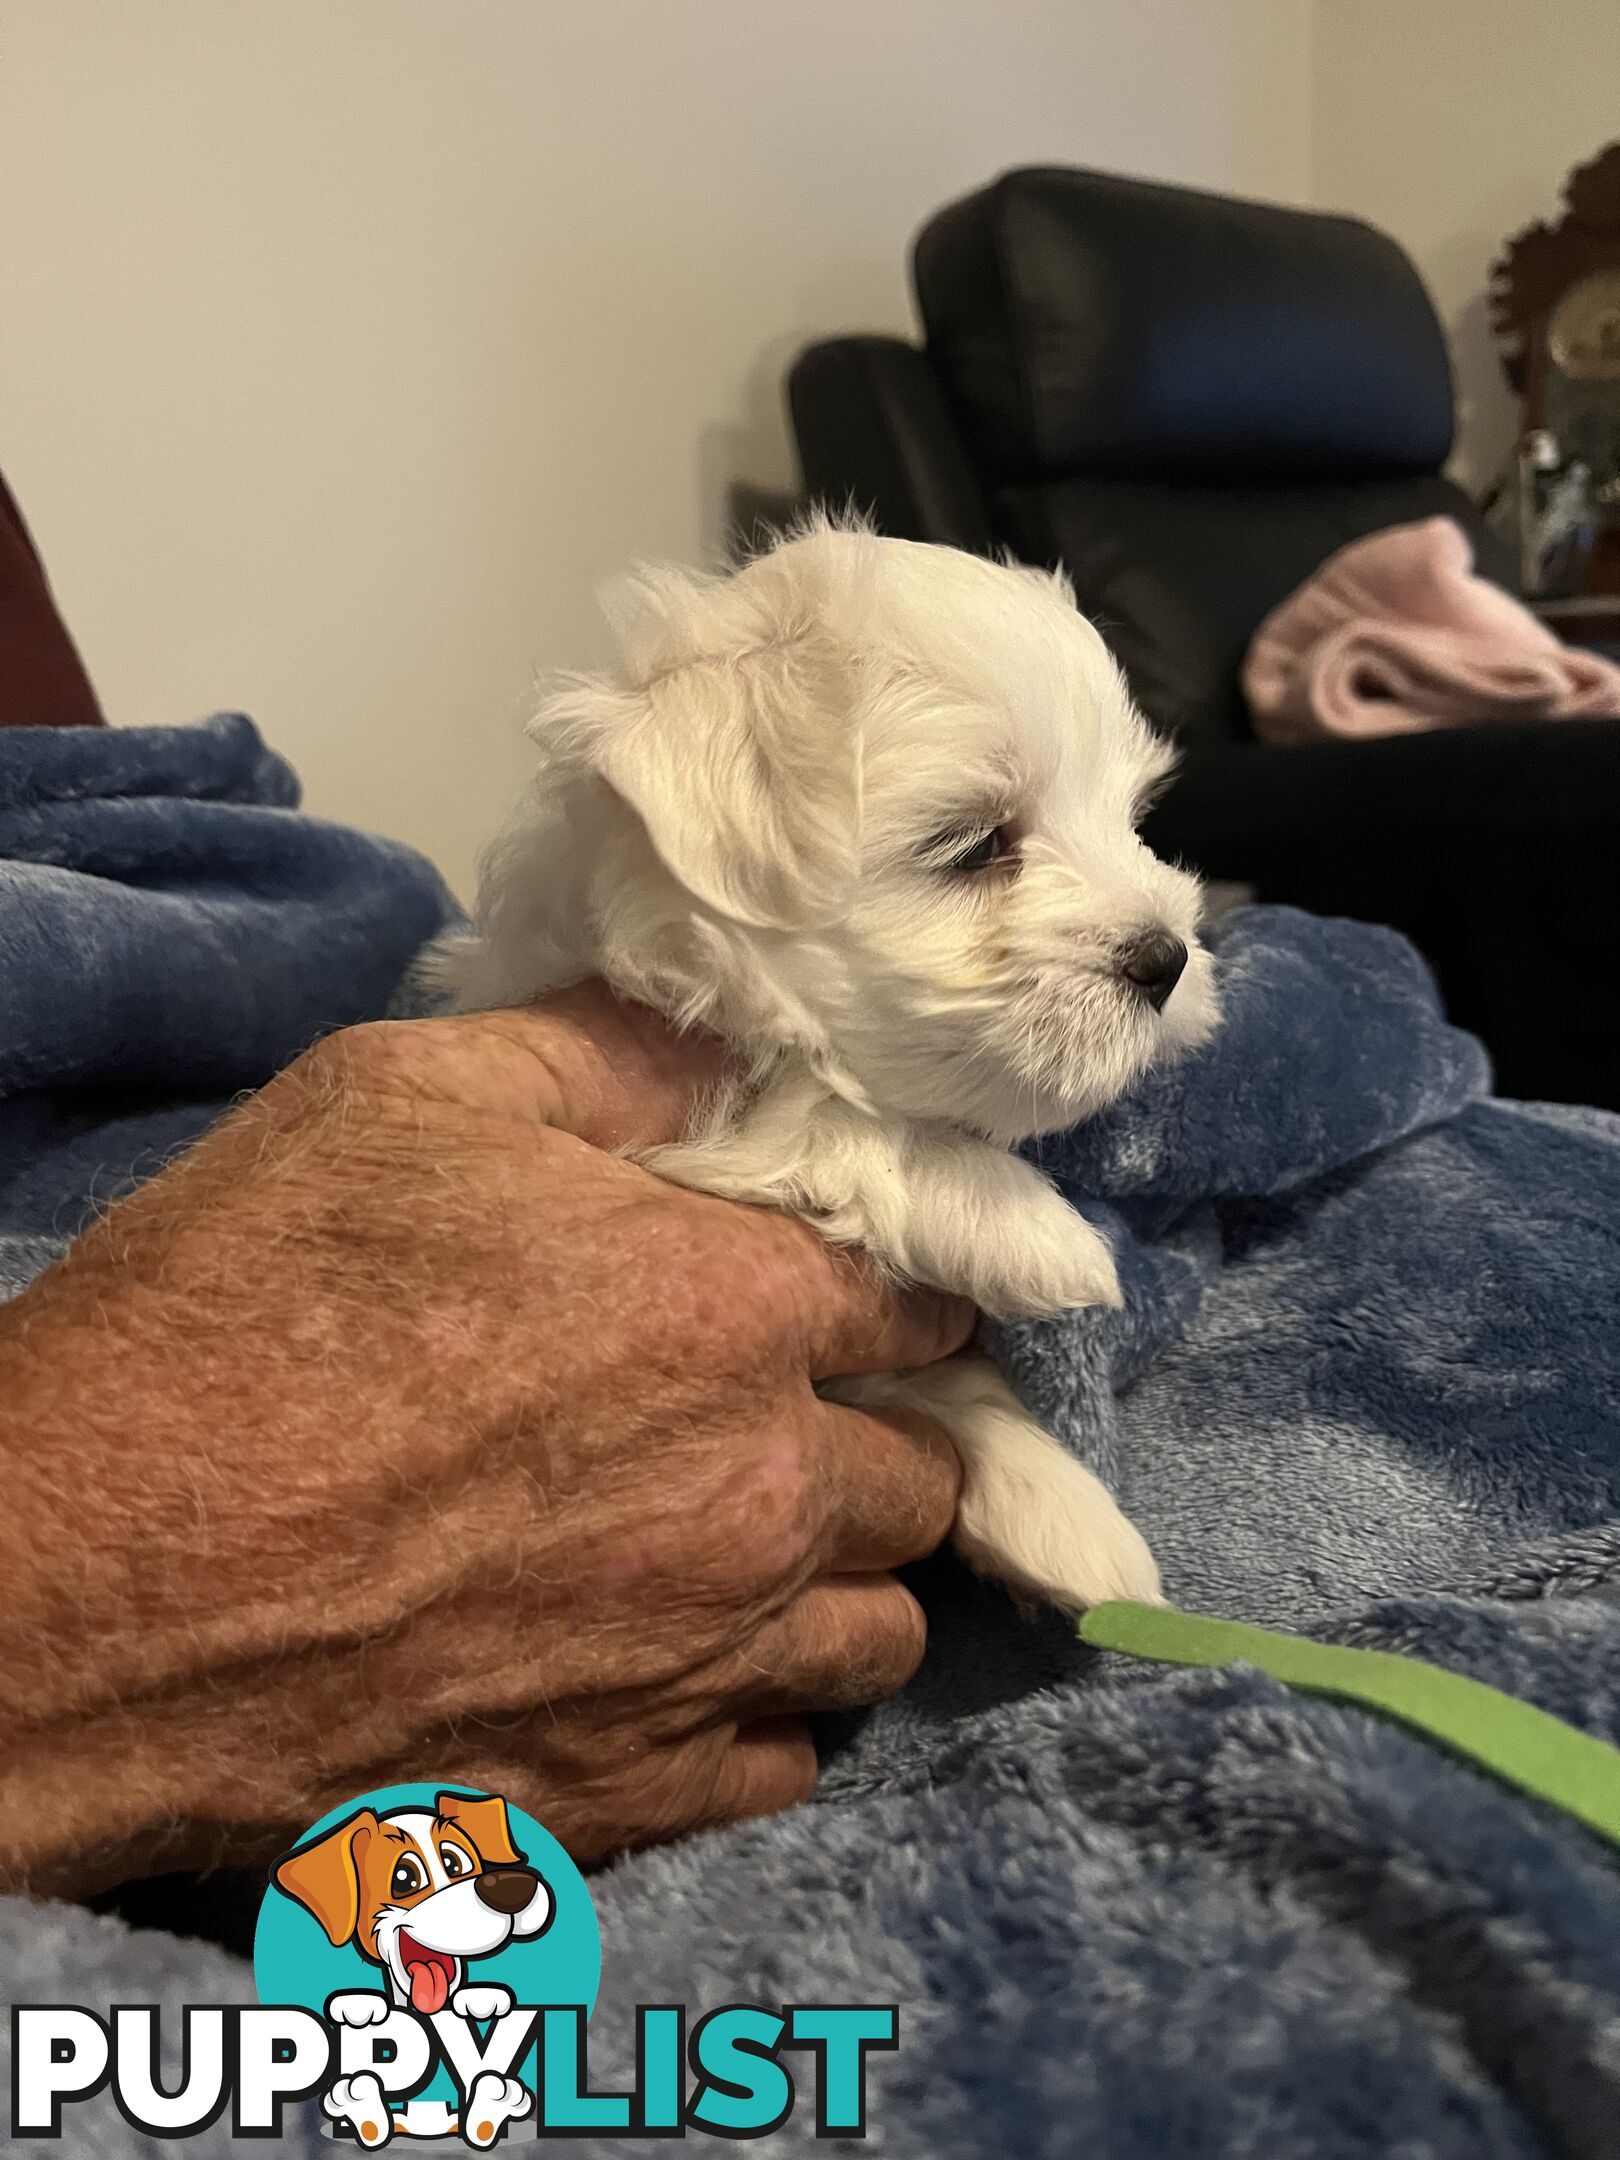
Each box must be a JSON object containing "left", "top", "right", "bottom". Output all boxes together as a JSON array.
[
  {"left": 529, "top": 522, "right": 1216, "bottom": 1142},
  {"left": 273, "top": 1791, "right": 553, "bottom": 2013}
]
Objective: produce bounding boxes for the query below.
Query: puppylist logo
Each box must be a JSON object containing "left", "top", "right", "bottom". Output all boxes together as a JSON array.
[{"left": 10, "top": 1783, "right": 897, "bottom": 2146}]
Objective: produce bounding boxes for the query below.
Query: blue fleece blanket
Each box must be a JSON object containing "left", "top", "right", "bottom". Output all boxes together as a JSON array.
[{"left": 4, "top": 719, "right": 1620, "bottom": 2158}]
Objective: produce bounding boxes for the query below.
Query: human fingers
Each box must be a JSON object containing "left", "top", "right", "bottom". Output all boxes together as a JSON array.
[
  {"left": 342, "top": 981, "right": 732, "bottom": 1151},
  {"left": 447, "top": 1720, "right": 818, "bottom": 1861},
  {"left": 808, "top": 1403, "right": 962, "bottom": 1572},
  {"left": 715, "top": 1575, "right": 931, "bottom": 1719},
  {"left": 699, "top": 1717, "right": 821, "bottom": 1828},
  {"left": 757, "top": 1221, "right": 976, "bottom": 1381},
  {"left": 489, "top": 982, "right": 735, "bottom": 1150}
]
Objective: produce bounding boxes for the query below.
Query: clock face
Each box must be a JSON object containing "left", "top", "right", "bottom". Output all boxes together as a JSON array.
[{"left": 1548, "top": 269, "right": 1620, "bottom": 382}]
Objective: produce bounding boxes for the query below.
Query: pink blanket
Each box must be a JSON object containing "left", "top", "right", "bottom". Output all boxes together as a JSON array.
[{"left": 1242, "top": 516, "right": 1620, "bottom": 744}]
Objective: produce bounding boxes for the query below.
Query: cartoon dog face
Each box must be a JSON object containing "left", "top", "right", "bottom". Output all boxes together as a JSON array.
[{"left": 274, "top": 1791, "right": 554, "bottom": 2015}]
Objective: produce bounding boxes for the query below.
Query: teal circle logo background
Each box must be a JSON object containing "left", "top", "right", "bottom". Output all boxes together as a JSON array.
[{"left": 253, "top": 1783, "right": 599, "bottom": 2107}]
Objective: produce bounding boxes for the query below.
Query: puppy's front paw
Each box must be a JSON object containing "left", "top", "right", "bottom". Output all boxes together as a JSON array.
[
  {"left": 452, "top": 1984, "right": 514, "bottom": 2023},
  {"left": 462, "top": 2072, "right": 532, "bottom": 2148},
  {"left": 971, "top": 1208, "right": 1122, "bottom": 1321},
  {"left": 323, "top": 2073, "right": 393, "bottom": 2147},
  {"left": 326, "top": 1991, "right": 391, "bottom": 2029},
  {"left": 955, "top": 1450, "right": 1161, "bottom": 1613},
  {"left": 1039, "top": 1213, "right": 1123, "bottom": 1316},
  {"left": 857, "top": 1358, "right": 1159, "bottom": 1613}
]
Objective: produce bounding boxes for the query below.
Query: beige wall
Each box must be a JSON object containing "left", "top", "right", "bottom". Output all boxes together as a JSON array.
[
  {"left": 1314, "top": 0, "right": 1620, "bottom": 493},
  {"left": 0, "top": 0, "right": 1312, "bottom": 898}
]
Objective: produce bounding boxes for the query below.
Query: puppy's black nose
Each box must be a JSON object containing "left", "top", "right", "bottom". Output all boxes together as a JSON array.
[
  {"left": 1120, "top": 931, "right": 1188, "bottom": 1012},
  {"left": 474, "top": 1866, "right": 541, "bottom": 1914}
]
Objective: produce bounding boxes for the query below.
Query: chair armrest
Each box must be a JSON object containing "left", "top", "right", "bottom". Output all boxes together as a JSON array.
[{"left": 788, "top": 336, "right": 995, "bottom": 553}]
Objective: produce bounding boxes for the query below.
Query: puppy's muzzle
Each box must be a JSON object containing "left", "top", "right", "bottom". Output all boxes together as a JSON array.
[
  {"left": 475, "top": 1866, "right": 543, "bottom": 1914},
  {"left": 1120, "top": 931, "right": 1188, "bottom": 1013}
]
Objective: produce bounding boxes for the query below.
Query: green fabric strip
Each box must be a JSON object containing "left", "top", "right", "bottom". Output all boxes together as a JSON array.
[{"left": 1079, "top": 1600, "right": 1620, "bottom": 1852}]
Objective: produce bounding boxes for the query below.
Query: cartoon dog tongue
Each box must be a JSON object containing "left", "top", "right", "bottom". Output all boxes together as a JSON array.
[{"left": 404, "top": 1946, "right": 451, "bottom": 2015}]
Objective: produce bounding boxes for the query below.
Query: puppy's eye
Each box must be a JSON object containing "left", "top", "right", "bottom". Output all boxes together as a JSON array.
[
  {"left": 390, "top": 1856, "right": 427, "bottom": 1900},
  {"left": 936, "top": 825, "right": 1013, "bottom": 875},
  {"left": 440, "top": 1845, "right": 471, "bottom": 1880}
]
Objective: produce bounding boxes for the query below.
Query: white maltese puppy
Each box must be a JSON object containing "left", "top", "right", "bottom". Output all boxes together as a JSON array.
[{"left": 434, "top": 522, "right": 1217, "bottom": 1611}]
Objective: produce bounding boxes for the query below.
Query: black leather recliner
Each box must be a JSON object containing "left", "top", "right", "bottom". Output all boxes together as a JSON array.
[{"left": 789, "top": 166, "right": 1620, "bottom": 1108}]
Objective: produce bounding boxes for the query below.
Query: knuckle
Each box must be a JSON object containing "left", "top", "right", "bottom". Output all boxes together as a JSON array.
[
  {"left": 251, "top": 1019, "right": 460, "bottom": 1168},
  {"left": 627, "top": 1212, "right": 820, "bottom": 1397},
  {"left": 267, "top": 1025, "right": 378, "bottom": 1118},
  {"left": 658, "top": 1217, "right": 807, "bottom": 1369},
  {"left": 738, "top": 1222, "right": 824, "bottom": 1341},
  {"left": 729, "top": 1258, "right": 799, "bottom": 1354},
  {"left": 299, "top": 1020, "right": 419, "bottom": 1093},
  {"left": 673, "top": 1434, "right": 821, "bottom": 1599}
]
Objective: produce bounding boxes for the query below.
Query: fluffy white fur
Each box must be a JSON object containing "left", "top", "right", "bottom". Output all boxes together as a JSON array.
[{"left": 433, "top": 523, "right": 1217, "bottom": 1610}]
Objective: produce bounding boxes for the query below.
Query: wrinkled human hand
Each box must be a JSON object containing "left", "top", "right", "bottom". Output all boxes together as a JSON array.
[{"left": 0, "top": 985, "right": 969, "bottom": 1898}]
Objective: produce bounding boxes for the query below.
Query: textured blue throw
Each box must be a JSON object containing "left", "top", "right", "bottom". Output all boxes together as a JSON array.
[{"left": 3, "top": 720, "right": 1620, "bottom": 2157}]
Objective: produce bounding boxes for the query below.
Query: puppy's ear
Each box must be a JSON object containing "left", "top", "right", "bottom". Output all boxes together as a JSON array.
[
  {"left": 557, "top": 549, "right": 864, "bottom": 930},
  {"left": 272, "top": 1809, "right": 378, "bottom": 1945},
  {"left": 435, "top": 1789, "right": 524, "bottom": 1869}
]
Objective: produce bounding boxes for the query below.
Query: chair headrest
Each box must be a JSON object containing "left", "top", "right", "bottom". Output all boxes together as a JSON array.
[{"left": 913, "top": 167, "right": 1456, "bottom": 484}]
